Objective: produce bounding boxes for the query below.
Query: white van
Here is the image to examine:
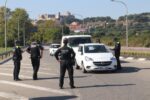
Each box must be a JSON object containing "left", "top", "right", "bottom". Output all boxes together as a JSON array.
[
  {"left": 61, "top": 35, "right": 92, "bottom": 68},
  {"left": 61, "top": 35, "right": 92, "bottom": 51}
]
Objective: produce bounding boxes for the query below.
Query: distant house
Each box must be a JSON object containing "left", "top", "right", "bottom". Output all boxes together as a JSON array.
[
  {"left": 69, "top": 22, "right": 86, "bottom": 33},
  {"left": 37, "top": 11, "right": 75, "bottom": 22},
  {"left": 38, "top": 14, "right": 56, "bottom": 21}
]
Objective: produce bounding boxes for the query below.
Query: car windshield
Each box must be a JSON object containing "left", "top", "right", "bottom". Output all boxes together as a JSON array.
[
  {"left": 68, "top": 37, "right": 91, "bottom": 47},
  {"left": 51, "top": 44, "right": 60, "bottom": 48},
  {"left": 84, "top": 45, "right": 108, "bottom": 53}
]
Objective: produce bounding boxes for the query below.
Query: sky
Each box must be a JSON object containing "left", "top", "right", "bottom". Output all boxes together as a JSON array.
[{"left": 0, "top": 0, "right": 150, "bottom": 19}]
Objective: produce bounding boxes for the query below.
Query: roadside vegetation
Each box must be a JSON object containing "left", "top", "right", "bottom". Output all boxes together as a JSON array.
[
  {"left": 0, "top": 6, "right": 149, "bottom": 58},
  {"left": 121, "top": 50, "right": 150, "bottom": 58},
  {"left": 0, "top": 48, "right": 12, "bottom": 54}
]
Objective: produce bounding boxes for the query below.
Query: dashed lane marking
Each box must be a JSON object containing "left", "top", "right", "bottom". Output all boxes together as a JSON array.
[
  {"left": 138, "top": 58, "right": 146, "bottom": 61},
  {"left": 120, "top": 56, "right": 124, "bottom": 59},
  {"left": 0, "top": 92, "right": 28, "bottom": 100},
  {"left": 0, "top": 80, "right": 72, "bottom": 95}
]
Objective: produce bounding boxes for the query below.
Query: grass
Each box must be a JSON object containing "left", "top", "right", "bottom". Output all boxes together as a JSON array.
[
  {"left": 0, "top": 47, "right": 13, "bottom": 61},
  {"left": 121, "top": 50, "right": 150, "bottom": 58},
  {"left": 0, "top": 47, "right": 12, "bottom": 54}
]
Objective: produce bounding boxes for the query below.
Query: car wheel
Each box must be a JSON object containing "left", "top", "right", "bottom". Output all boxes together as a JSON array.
[
  {"left": 75, "top": 60, "right": 80, "bottom": 69},
  {"left": 81, "top": 62, "right": 87, "bottom": 73}
]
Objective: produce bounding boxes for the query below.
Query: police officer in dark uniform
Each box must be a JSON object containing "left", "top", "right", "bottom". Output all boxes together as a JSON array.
[
  {"left": 26, "top": 41, "right": 44, "bottom": 80},
  {"left": 96, "top": 38, "right": 101, "bottom": 43},
  {"left": 13, "top": 40, "right": 23, "bottom": 81},
  {"left": 114, "top": 38, "right": 122, "bottom": 70},
  {"left": 54, "top": 38, "right": 76, "bottom": 89}
]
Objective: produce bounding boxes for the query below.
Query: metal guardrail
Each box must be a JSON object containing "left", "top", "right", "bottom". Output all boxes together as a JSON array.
[{"left": 0, "top": 50, "right": 13, "bottom": 61}]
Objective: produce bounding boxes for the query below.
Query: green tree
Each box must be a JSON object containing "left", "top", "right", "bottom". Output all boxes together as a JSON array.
[
  {"left": 7, "top": 8, "right": 31, "bottom": 46},
  {"left": 0, "top": 7, "right": 11, "bottom": 47},
  {"left": 35, "top": 20, "right": 62, "bottom": 43}
]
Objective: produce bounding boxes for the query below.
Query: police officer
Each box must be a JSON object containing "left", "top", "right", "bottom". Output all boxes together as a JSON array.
[
  {"left": 13, "top": 40, "right": 22, "bottom": 81},
  {"left": 114, "top": 38, "right": 122, "bottom": 70},
  {"left": 26, "top": 41, "right": 44, "bottom": 80},
  {"left": 96, "top": 38, "right": 101, "bottom": 43},
  {"left": 54, "top": 38, "right": 76, "bottom": 89}
]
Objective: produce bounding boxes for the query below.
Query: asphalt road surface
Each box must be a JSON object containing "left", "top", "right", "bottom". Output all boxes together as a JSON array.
[{"left": 0, "top": 49, "right": 150, "bottom": 100}]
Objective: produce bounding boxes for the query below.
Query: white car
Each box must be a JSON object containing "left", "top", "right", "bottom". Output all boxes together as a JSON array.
[
  {"left": 75, "top": 43, "right": 117, "bottom": 73},
  {"left": 49, "top": 43, "right": 60, "bottom": 56}
]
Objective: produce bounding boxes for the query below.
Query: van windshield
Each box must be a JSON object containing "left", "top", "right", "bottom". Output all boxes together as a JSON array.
[{"left": 68, "top": 37, "right": 92, "bottom": 47}]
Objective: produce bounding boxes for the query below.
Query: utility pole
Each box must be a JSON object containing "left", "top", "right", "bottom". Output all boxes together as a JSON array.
[{"left": 4, "top": 0, "right": 8, "bottom": 51}]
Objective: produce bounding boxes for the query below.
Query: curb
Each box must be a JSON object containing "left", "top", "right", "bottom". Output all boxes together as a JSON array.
[
  {"left": 120, "top": 56, "right": 149, "bottom": 61},
  {"left": 0, "top": 57, "right": 12, "bottom": 65}
]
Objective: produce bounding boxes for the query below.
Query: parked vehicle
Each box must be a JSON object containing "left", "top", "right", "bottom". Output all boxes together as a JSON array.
[
  {"left": 49, "top": 43, "right": 60, "bottom": 56},
  {"left": 75, "top": 43, "right": 117, "bottom": 73},
  {"left": 61, "top": 35, "right": 92, "bottom": 68}
]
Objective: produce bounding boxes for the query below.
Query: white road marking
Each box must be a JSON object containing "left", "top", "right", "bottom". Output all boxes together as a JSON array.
[
  {"left": 0, "top": 68, "right": 58, "bottom": 76},
  {"left": 0, "top": 73, "right": 32, "bottom": 79},
  {"left": 0, "top": 80, "right": 71, "bottom": 95},
  {"left": 0, "top": 65, "right": 53, "bottom": 71},
  {"left": 138, "top": 58, "right": 146, "bottom": 61},
  {"left": 0, "top": 92, "right": 28, "bottom": 100},
  {"left": 126, "top": 57, "right": 134, "bottom": 60},
  {"left": 120, "top": 56, "right": 124, "bottom": 59}
]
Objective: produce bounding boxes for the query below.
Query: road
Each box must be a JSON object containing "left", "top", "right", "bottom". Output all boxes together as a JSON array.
[{"left": 0, "top": 49, "right": 150, "bottom": 100}]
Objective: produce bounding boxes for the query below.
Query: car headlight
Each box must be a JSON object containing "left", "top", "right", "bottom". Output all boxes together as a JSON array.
[
  {"left": 111, "top": 57, "right": 116, "bottom": 61},
  {"left": 85, "top": 56, "right": 93, "bottom": 61}
]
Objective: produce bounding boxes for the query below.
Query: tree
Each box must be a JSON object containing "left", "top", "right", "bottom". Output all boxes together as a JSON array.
[
  {"left": 7, "top": 8, "right": 31, "bottom": 46},
  {"left": 34, "top": 20, "right": 62, "bottom": 43},
  {"left": 0, "top": 7, "right": 11, "bottom": 47}
]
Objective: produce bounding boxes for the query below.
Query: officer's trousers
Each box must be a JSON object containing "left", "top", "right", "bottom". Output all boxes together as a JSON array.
[
  {"left": 115, "top": 56, "right": 121, "bottom": 69},
  {"left": 13, "top": 60, "right": 21, "bottom": 80},
  {"left": 59, "top": 60, "right": 74, "bottom": 87},
  {"left": 31, "top": 57, "right": 40, "bottom": 80}
]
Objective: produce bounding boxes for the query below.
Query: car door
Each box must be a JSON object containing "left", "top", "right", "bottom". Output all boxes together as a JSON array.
[{"left": 76, "top": 45, "right": 83, "bottom": 67}]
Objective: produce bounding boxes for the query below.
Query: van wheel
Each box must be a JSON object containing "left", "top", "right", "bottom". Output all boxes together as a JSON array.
[
  {"left": 81, "top": 62, "right": 87, "bottom": 73},
  {"left": 75, "top": 60, "right": 80, "bottom": 69}
]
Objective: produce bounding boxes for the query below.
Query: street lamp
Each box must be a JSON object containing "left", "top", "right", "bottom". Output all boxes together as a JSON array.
[
  {"left": 18, "top": 17, "right": 20, "bottom": 41},
  {"left": 61, "top": 25, "right": 64, "bottom": 36},
  {"left": 23, "top": 21, "right": 27, "bottom": 46},
  {"left": 111, "top": 0, "right": 129, "bottom": 47},
  {"left": 4, "top": 0, "right": 8, "bottom": 51}
]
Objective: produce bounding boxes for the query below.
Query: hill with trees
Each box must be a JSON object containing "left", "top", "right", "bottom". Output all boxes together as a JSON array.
[{"left": 0, "top": 6, "right": 149, "bottom": 47}]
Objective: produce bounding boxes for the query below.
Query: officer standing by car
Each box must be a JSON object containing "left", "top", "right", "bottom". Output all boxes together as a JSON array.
[
  {"left": 96, "top": 38, "right": 101, "bottom": 43},
  {"left": 54, "top": 38, "right": 76, "bottom": 89},
  {"left": 26, "top": 41, "right": 44, "bottom": 80},
  {"left": 114, "top": 38, "right": 122, "bottom": 70},
  {"left": 13, "top": 40, "right": 23, "bottom": 81}
]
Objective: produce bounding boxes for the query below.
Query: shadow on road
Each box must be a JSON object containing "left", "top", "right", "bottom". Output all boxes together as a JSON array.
[
  {"left": 121, "top": 60, "right": 130, "bottom": 63},
  {"left": 29, "top": 95, "right": 78, "bottom": 100},
  {"left": 76, "top": 83, "right": 135, "bottom": 89},
  {"left": 88, "top": 66, "right": 150, "bottom": 74},
  {"left": 86, "top": 66, "right": 140, "bottom": 74},
  {"left": 30, "top": 75, "right": 88, "bottom": 81},
  {"left": 116, "top": 67, "right": 140, "bottom": 73},
  {"left": 116, "top": 66, "right": 150, "bottom": 73},
  {"left": 0, "top": 57, "right": 12, "bottom": 65}
]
